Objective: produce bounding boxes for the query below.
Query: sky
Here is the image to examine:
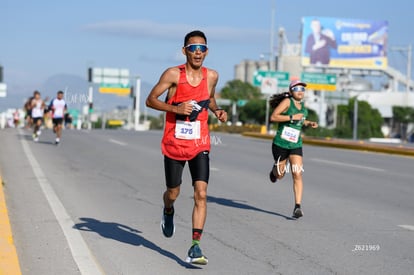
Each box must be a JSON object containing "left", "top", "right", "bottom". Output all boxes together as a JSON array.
[{"left": 1, "top": 0, "right": 414, "bottom": 110}]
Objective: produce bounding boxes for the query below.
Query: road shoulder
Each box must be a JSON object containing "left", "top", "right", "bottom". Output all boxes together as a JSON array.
[{"left": 0, "top": 171, "right": 22, "bottom": 275}]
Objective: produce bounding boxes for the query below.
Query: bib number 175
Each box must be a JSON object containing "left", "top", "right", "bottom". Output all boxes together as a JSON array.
[{"left": 175, "top": 120, "right": 200, "bottom": 140}]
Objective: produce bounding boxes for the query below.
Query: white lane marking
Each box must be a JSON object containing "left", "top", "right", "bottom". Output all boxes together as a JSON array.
[
  {"left": 20, "top": 130, "right": 104, "bottom": 275},
  {"left": 398, "top": 225, "right": 414, "bottom": 231},
  {"left": 109, "top": 139, "right": 127, "bottom": 146},
  {"left": 211, "top": 167, "right": 220, "bottom": 171},
  {"left": 310, "top": 158, "right": 385, "bottom": 172}
]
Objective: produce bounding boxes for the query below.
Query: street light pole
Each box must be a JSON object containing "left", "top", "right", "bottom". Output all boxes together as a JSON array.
[
  {"left": 391, "top": 44, "right": 412, "bottom": 96},
  {"left": 353, "top": 96, "right": 359, "bottom": 140},
  {"left": 407, "top": 44, "right": 412, "bottom": 94},
  {"left": 269, "top": 1, "right": 275, "bottom": 71},
  {"left": 88, "top": 84, "right": 93, "bottom": 130},
  {"left": 134, "top": 77, "right": 141, "bottom": 131},
  {"left": 265, "top": 0, "right": 275, "bottom": 133},
  {"left": 265, "top": 95, "right": 270, "bottom": 132}
]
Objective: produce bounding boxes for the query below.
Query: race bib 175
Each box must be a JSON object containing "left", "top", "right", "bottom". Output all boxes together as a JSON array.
[{"left": 175, "top": 120, "right": 201, "bottom": 140}]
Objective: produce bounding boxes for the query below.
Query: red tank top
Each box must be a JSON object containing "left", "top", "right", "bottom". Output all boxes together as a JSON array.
[{"left": 161, "top": 64, "right": 211, "bottom": 160}]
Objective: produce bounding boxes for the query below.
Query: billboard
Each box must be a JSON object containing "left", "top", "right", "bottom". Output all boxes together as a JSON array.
[{"left": 301, "top": 17, "right": 388, "bottom": 69}]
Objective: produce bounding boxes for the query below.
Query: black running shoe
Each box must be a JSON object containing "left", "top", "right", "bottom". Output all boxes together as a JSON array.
[
  {"left": 293, "top": 207, "right": 303, "bottom": 218},
  {"left": 160, "top": 207, "right": 175, "bottom": 238},
  {"left": 269, "top": 170, "right": 277, "bottom": 183},
  {"left": 185, "top": 244, "right": 208, "bottom": 265}
]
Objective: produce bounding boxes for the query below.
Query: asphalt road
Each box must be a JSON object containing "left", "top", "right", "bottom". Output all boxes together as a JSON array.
[{"left": 0, "top": 128, "right": 413, "bottom": 275}]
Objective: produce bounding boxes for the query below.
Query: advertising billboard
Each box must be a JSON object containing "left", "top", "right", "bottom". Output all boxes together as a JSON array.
[{"left": 301, "top": 17, "right": 388, "bottom": 69}]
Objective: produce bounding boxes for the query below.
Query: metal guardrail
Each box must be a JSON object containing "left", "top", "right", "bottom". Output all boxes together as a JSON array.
[{"left": 241, "top": 132, "right": 414, "bottom": 157}]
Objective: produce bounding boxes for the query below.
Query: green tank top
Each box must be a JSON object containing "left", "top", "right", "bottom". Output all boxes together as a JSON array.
[{"left": 273, "top": 98, "right": 308, "bottom": 149}]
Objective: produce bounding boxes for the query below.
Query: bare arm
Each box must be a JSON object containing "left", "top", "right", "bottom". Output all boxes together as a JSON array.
[
  {"left": 271, "top": 98, "right": 318, "bottom": 127},
  {"left": 145, "top": 67, "right": 193, "bottom": 115},
  {"left": 304, "top": 120, "right": 319, "bottom": 128},
  {"left": 31, "top": 98, "right": 36, "bottom": 108},
  {"left": 207, "top": 69, "right": 227, "bottom": 122},
  {"left": 270, "top": 98, "right": 306, "bottom": 123}
]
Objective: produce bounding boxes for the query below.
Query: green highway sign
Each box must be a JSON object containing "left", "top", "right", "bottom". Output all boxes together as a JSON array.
[
  {"left": 237, "top": 99, "right": 248, "bottom": 107},
  {"left": 253, "top": 70, "right": 290, "bottom": 88},
  {"left": 301, "top": 72, "right": 337, "bottom": 91}
]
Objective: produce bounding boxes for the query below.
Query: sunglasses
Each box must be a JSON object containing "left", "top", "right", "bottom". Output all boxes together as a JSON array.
[
  {"left": 291, "top": 86, "right": 306, "bottom": 92},
  {"left": 185, "top": 44, "right": 208, "bottom": 53}
]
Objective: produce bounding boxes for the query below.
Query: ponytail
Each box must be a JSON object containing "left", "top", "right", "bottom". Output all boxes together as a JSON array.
[{"left": 269, "top": 92, "right": 291, "bottom": 109}]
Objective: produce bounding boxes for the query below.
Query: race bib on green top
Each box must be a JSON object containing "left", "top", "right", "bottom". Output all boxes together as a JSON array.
[
  {"left": 175, "top": 120, "right": 200, "bottom": 140},
  {"left": 281, "top": 126, "right": 300, "bottom": 143}
]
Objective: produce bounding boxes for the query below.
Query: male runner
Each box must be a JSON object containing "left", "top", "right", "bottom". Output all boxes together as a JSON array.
[
  {"left": 31, "top": 91, "right": 45, "bottom": 142},
  {"left": 146, "top": 30, "right": 227, "bottom": 264},
  {"left": 49, "top": 91, "right": 67, "bottom": 145}
]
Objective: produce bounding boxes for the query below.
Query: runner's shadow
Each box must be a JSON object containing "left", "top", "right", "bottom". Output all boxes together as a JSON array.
[
  {"left": 207, "top": 195, "right": 295, "bottom": 220},
  {"left": 17, "top": 133, "right": 34, "bottom": 141},
  {"left": 33, "top": 140, "right": 56, "bottom": 145},
  {"left": 17, "top": 133, "right": 56, "bottom": 145},
  {"left": 73, "top": 217, "right": 200, "bottom": 269}
]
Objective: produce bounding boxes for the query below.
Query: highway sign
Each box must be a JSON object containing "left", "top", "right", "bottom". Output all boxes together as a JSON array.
[
  {"left": 261, "top": 77, "right": 278, "bottom": 94},
  {"left": 237, "top": 99, "right": 248, "bottom": 107},
  {"left": 301, "top": 72, "right": 337, "bottom": 91},
  {"left": 253, "top": 70, "right": 290, "bottom": 88},
  {"left": 0, "top": 83, "right": 7, "bottom": 97},
  {"left": 216, "top": 98, "right": 232, "bottom": 106},
  {"left": 99, "top": 83, "right": 131, "bottom": 96}
]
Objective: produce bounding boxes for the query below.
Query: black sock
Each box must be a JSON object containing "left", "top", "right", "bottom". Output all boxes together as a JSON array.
[
  {"left": 295, "top": 203, "right": 301, "bottom": 209},
  {"left": 164, "top": 206, "right": 174, "bottom": 215}
]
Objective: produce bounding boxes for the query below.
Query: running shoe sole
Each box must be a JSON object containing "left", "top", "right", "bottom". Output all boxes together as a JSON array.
[{"left": 185, "top": 256, "right": 208, "bottom": 265}]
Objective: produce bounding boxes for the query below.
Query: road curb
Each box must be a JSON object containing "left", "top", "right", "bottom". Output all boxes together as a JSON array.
[
  {"left": 241, "top": 132, "right": 414, "bottom": 157},
  {"left": 0, "top": 172, "right": 22, "bottom": 275}
]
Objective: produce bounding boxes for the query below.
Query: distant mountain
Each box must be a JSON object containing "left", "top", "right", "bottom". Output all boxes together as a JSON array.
[
  {"left": 0, "top": 81, "right": 35, "bottom": 112},
  {"left": 1, "top": 73, "right": 162, "bottom": 116},
  {"left": 42, "top": 74, "right": 157, "bottom": 115}
]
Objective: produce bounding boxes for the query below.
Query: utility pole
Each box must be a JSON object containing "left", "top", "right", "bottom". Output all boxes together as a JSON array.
[
  {"left": 353, "top": 95, "right": 360, "bottom": 140},
  {"left": 277, "top": 27, "right": 285, "bottom": 71},
  {"left": 391, "top": 44, "right": 412, "bottom": 104},
  {"left": 87, "top": 68, "right": 94, "bottom": 130},
  {"left": 407, "top": 44, "right": 412, "bottom": 94},
  {"left": 269, "top": 0, "right": 275, "bottom": 71},
  {"left": 134, "top": 77, "right": 141, "bottom": 131},
  {"left": 265, "top": 0, "right": 276, "bottom": 133}
]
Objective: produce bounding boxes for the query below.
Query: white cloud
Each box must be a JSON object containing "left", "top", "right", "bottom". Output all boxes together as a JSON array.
[{"left": 82, "top": 19, "right": 268, "bottom": 43}]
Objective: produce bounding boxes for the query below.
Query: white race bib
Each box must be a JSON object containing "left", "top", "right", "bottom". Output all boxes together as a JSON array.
[
  {"left": 175, "top": 120, "right": 200, "bottom": 140},
  {"left": 281, "top": 126, "right": 300, "bottom": 143}
]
